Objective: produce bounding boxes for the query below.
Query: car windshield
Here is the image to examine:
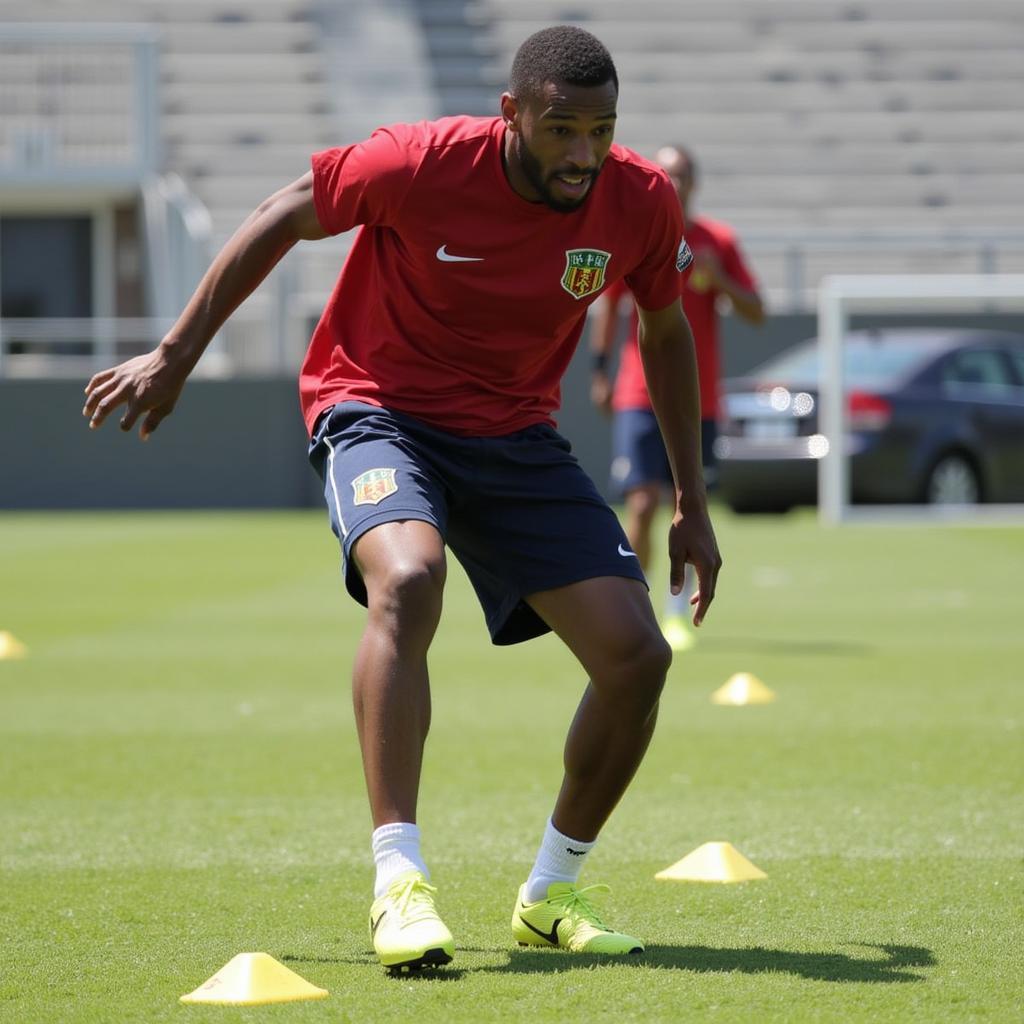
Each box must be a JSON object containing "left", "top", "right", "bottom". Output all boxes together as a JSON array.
[{"left": 753, "top": 335, "right": 937, "bottom": 389}]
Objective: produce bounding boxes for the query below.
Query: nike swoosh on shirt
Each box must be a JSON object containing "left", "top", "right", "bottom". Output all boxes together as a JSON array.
[
  {"left": 436, "top": 245, "right": 484, "bottom": 262},
  {"left": 618, "top": 544, "right": 639, "bottom": 558}
]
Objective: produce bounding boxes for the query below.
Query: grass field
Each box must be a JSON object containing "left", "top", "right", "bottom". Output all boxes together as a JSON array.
[{"left": 1, "top": 509, "right": 1022, "bottom": 1023}]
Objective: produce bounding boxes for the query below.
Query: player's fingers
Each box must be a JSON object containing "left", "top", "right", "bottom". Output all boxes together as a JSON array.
[
  {"left": 88, "top": 383, "right": 131, "bottom": 429},
  {"left": 669, "top": 555, "right": 687, "bottom": 596},
  {"left": 137, "top": 406, "right": 168, "bottom": 440},
  {"left": 84, "top": 368, "right": 116, "bottom": 395},
  {"left": 692, "top": 553, "right": 722, "bottom": 627},
  {"left": 82, "top": 376, "right": 121, "bottom": 419}
]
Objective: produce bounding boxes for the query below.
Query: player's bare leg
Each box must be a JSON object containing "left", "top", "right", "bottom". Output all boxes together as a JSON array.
[
  {"left": 351, "top": 519, "right": 447, "bottom": 826},
  {"left": 622, "top": 483, "right": 661, "bottom": 573},
  {"left": 352, "top": 519, "right": 455, "bottom": 971},
  {"left": 526, "top": 575, "right": 670, "bottom": 841},
  {"left": 512, "top": 576, "right": 666, "bottom": 954}
]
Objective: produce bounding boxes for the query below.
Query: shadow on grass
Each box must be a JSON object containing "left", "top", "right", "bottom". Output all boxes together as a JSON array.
[
  {"left": 280, "top": 951, "right": 468, "bottom": 982},
  {"left": 697, "top": 635, "right": 874, "bottom": 657},
  {"left": 282, "top": 943, "right": 934, "bottom": 983},
  {"left": 488, "top": 943, "right": 934, "bottom": 982}
]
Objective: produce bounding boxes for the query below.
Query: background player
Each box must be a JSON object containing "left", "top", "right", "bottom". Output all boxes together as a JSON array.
[
  {"left": 591, "top": 144, "right": 763, "bottom": 651},
  {"left": 81, "top": 28, "right": 721, "bottom": 971}
]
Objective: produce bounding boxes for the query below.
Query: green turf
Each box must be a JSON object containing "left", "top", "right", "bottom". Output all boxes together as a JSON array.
[{"left": 1, "top": 509, "right": 1022, "bottom": 1023}]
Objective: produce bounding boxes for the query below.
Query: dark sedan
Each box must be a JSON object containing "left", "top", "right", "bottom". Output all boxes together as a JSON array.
[{"left": 715, "top": 328, "right": 1024, "bottom": 513}]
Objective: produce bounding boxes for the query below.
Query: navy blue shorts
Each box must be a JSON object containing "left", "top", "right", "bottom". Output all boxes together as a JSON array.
[
  {"left": 309, "top": 402, "right": 647, "bottom": 646},
  {"left": 610, "top": 409, "right": 718, "bottom": 498}
]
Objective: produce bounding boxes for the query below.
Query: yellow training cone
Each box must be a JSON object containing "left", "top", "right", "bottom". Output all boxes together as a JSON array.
[
  {"left": 180, "top": 952, "right": 328, "bottom": 1006},
  {"left": 0, "top": 632, "right": 27, "bottom": 660},
  {"left": 656, "top": 841, "right": 767, "bottom": 883},
  {"left": 710, "top": 672, "right": 776, "bottom": 705}
]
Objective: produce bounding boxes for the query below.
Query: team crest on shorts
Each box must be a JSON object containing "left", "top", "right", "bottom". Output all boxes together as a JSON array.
[
  {"left": 351, "top": 467, "right": 398, "bottom": 506},
  {"left": 561, "top": 248, "right": 611, "bottom": 300}
]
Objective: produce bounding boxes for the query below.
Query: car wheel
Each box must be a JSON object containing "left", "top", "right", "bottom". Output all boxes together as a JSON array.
[{"left": 924, "top": 453, "right": 981, "bottom": 505}]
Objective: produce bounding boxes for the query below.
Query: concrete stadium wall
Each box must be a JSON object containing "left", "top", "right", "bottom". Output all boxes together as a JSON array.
[
  {"left": 3, "top": 312, "right": 1020, "bottom": 509},
  {"left": 1, "top": 377, "right": 320, "bottom": 509}
]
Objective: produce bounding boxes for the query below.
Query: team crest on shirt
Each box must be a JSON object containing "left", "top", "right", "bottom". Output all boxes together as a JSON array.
[
  {"left": 676, "top": 237, "right": 694, "bottom": 271},
  {"left": 351, "top": 468, "right": 398, "bottom": 506},
  {"left": 561, "top": 248, "right": 611, "bottom": 300}
]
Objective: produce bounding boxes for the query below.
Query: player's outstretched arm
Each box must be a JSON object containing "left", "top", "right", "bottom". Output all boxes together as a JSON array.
[
  {"left": 83, "top": 172, "right": 328, "bottom": 439},
  {"left": 636, "top": 300, "right": 722, "bottom": 625}
]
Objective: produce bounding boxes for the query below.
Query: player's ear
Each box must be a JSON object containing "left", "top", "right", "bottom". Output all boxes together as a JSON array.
[{"left": 499, "top": 92, "right": 520, "bottom": 132}]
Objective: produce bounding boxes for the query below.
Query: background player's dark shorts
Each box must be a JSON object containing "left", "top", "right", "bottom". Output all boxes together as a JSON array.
[
  {"left": 309, "top": 402, "right": 647, "bottom": 645},
  {"left": 610, "top": 408, "right": 718, "bottom": 498}
]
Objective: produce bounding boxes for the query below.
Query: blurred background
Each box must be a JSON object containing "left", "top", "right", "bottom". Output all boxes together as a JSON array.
[{"left": 1, "top": 0, "right": 1022, "bottom": 509}]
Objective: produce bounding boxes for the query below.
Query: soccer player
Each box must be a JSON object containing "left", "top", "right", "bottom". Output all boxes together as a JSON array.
[
  {"left": 591, "top": 145, "right": 763, "bottom": 652},
  {"left": 82, "top": 27, "right": 721, "bottom": 971}
]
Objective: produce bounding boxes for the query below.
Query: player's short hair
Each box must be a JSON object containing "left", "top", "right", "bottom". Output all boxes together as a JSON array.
[{"left": 509, "top": 25, "right": 618, "bottom": 100}]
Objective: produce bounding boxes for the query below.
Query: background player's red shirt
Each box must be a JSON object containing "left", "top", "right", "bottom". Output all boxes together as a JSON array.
[
  {"left": 609, "top": 215, "right": 758, "bottom": 419},
  {"left": 301, "top": 116, "right": 685, "bottom": 436}
]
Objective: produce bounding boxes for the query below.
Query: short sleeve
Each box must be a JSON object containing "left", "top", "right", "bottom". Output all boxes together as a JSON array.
[
  {"left": 624, "top": 173, "right": 688, "bottom": 311},
  {"left": 311, "top": 124, "right": 420, "bottom": 236}
]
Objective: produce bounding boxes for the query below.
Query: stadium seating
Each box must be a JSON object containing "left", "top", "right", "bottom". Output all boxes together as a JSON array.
[
  {"left": 416, "top": 0, "right": 1024, "bottom": 304},
  {"left": 1, "top": 0, "right": 1021, "bottom": 368}
]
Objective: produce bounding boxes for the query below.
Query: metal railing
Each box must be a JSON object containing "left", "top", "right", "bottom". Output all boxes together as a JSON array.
[
  {"left": 0, "top": 315, "right": 235, "bottom": 379},
  {"left": 3, "top": 229, "right": 1023, "bottom": 378},
  {"left": 745, "top": 229, "right": 1024, "bottom": 314},
  {"left": 141, "top": 173, "right": 213, "bottom": 322}
]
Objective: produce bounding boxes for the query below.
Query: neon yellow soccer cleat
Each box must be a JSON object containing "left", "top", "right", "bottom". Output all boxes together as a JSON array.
[
  {"left": 369, "top": 871, "right": 455, "bottom": 972},
  {"left": 511, "top": 882, "right": 644, "bottom": 954}
]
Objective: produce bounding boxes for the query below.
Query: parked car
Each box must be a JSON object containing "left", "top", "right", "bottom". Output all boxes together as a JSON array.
[{"left": 716, "top": 328, "right": 1024, "bottom": 513}]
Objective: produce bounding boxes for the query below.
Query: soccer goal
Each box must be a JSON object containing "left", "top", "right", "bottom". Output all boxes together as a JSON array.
[{"left": 817, "top": 273, "right": 1024, "bottom": 526}]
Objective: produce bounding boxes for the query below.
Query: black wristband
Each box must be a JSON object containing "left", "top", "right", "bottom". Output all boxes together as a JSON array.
[{"left": 592, "top": 352, "right": 610, "bottom": 373}]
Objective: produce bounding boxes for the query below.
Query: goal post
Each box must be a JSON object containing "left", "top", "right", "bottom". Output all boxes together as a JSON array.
[{"left": 816, "top": 274, "right": 1024, "bottom": 526}]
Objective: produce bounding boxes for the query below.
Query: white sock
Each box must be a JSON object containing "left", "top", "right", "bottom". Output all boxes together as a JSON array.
[
  {"left": 524, "top": 818, "right": 597, "bottom": 903},
  {"left": 371, "top": 822, "right": 429, "bottom": 898}
]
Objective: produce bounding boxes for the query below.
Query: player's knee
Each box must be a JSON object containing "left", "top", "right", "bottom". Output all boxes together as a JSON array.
[
  {"left": 634, "top": 631, "right": 672, "bottom": 703},
  {"left": 597, "top": 626, "right": 670, "bottom": 712},
  {"left": 367, "top": 555, "right": 446, "bottom": 625}
]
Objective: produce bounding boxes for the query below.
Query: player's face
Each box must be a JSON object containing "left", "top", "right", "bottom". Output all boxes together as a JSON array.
[{"left": 501, "top": 80, "right": 617, "bottom": 213}]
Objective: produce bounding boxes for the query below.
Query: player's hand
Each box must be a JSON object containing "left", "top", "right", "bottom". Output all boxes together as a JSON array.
[
  {"left": 82, "top": 346, "right": 188, "bottom": 440},
  {"left": 667, "top": 503, "right": 722, "bottom": 627},
  {"left": 590, "top": 370, "right": 613, "bottom": 416}
]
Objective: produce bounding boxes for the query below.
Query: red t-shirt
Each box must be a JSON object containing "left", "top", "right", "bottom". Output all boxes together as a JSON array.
[
  {"left": 609, "top": 215, "right": 758, "bottom": 419},
  {"left": 301, "top": 116, "right": 685, "bottom": 436}
]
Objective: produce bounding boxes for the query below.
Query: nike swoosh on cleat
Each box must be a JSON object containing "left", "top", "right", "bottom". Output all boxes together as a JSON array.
[
  {"left": 436, "top": 245, "right": 484, "bottom": 262},
  {"left": 520, "top": 915, "right": 563, "bottom": 946},
  {"left": 618, "top": 544, "right": 638, "bottom": 558},
  {"left": 370, "top": 912, "right": 386, "bottom": 938}
]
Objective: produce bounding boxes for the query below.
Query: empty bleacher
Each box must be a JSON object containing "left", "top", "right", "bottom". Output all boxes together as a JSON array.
[
  {"left": 0, "top": 0, "right": 347, "bottom": 370},
  {"left": 1, "top": 0, "right": 1021, "bottom": 372},
  {"left": 416, "top": 0, "right": 1024, "bottom": 303}
]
